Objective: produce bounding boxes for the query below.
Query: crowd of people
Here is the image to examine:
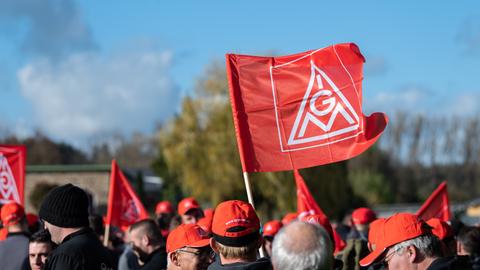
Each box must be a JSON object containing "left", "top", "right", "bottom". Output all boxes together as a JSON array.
[{"left": 0, "top": 183, "right": 479, "bottom": 270}]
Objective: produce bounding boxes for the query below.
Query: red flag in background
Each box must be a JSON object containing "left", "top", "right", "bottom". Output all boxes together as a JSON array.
[
  {"left": 416, "top": 181, "right": 451, "bottom": 222},
  {"left": 0, "top": 145, "right": 26, "bottom": 205},
  {"left": 226, "top": 43, "right": 388, "bottom": 172},
  {"left": 294, "top": 170, "right": 346, "bottom": 253},
  {"left": 105, "top": 160, "right": 149, "bottom": 230}
]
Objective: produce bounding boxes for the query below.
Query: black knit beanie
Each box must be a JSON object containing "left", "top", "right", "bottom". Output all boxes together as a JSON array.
[{"left": 39, "top": 183, "right": 89, "bottom": 228}]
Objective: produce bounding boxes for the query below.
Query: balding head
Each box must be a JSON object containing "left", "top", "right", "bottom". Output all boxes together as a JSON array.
[{"left": 272, "top": 221, "right": 333, "bottom": 270}]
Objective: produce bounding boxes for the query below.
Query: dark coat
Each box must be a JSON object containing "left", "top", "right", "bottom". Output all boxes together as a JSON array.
[
  {"left": 44, "top": 228, "right": 115, "bottom": 270},
  {"left": 140, "top": 248, "right": 167, "bottom": 270},
  {"left": 426, "top": 255, "right": 471, "bottom": 270},
  {"left": 207, "top": 257, "right": 272, "bottom": 270}
]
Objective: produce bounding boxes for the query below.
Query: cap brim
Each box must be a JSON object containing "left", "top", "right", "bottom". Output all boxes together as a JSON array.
[
  {"left": 187, "top": 238, "right": 211, "bottom": 248},
  {"left": 359, "top": 247, "right": 386, "bottom": 267}
]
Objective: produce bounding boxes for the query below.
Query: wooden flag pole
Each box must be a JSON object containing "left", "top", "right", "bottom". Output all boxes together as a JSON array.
[
  {"left": 242, "top": 171, "right": 265, "bottom": 258},
  {"left": 103, "top": 224, "right": 110, "bottom": 247},
  {"left": 242, "top": 172, "right": 255, "bottom": 208}
]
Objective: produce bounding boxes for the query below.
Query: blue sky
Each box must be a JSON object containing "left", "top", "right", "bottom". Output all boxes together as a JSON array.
[{"left": 0, "top": 1, "right": 479, "bottom": 147}]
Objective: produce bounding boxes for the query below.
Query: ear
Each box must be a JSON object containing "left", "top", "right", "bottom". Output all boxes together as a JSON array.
[
  {"left": 407, "top": 245, "right": 417, "bottom": 263},
  {"left": 210, "top": 238, "right": 219, "bottom": 253},
  {"left": 169, "top": 252, "right": 181, "bottom": 267},
  {"left": 142, "top": 235, "right": 150, "bottom": 246}
]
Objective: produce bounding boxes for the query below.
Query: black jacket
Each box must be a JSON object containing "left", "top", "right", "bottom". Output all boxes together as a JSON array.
[
  {"left": 44, "top": 228, "right": 115, "bottom": 270},
  {"left": 140, "top": 248, "right": 167, "bottom": 270},
  {"left": 426, "top": 255, "right": 471, "bottom": 270},
  {"left": 207, "top": 257, "right": 272, "bottom": 270}
]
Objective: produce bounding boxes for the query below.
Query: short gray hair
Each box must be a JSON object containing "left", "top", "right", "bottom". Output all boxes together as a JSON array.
[
  {"left": 272, "top": 221, "right": 333, "bottom": 270},
  {"left": 389, "top": 234, "right": 440, "bottom": 258}
]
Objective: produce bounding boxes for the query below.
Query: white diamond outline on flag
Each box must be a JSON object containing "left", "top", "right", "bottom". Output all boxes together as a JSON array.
[
  {"left": 0, "top": 153, "right": 21, "bottom": 204},
  {"left": 269, "top": 45, "right": 364, "bottom": 152}
]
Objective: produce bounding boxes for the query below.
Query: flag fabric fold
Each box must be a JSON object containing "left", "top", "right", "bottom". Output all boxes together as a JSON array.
[
  {"left": 226, "top": 43, "right": 387, "bottom": 172},
  {"left": 0, "top": 145, "right": 26, "bottom": 205},
  {"left": 105, "top": 160, "right": 149, "bottom": 230},
  {"left": 294, "top": 170, "right": 346, "bottom": 253},
  {"left": 416, "top": 181, "right": 451, "bottom": 221}
]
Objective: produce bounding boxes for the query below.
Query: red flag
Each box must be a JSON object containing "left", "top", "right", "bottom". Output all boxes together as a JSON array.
[
  {"left": 0, "top": 145, "right": 26, "bottom": 205},
  {"left": 294, "top": 170, "right": 346, "bottom": 253},
  {"left": 105, "top": 160, "right": 149, "bottom": 229},
  {"left": 416, "top": 181, "right": 451, "bottom": 222},
  {"left": 226, "top": 43, "right": 387, "bottom": 172}
]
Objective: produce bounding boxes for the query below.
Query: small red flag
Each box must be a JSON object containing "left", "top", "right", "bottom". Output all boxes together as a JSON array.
[
  {"left": 294, "top": 170, "right": 346, "bottom": 253},
  {"left": 226, "top": 43, "right": 387, "bottom": 172},
  {"left": 416, "top": 181, "right": 451, "bottom": 222},
  {"left": 0, "top": 145, "right": 26, "bottom": 205},
  {"left": 105, "top": 160, "right": 149, "bottom": 229}
]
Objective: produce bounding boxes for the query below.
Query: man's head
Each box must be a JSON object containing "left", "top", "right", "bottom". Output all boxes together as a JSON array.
[
  {"left": 272, "top": 221, "right": 334, "bottom": 270},
  {"left": 1, "top": 201, "right": 27, "bottom": 232},
  {"left": 29, "top": 230, "right": 54, "bottom": 270},
  {"left": 39, "top": 184, "right": 90, "bottom": 244},
  {"left": 262, "top": 220, "right": 282, "bottom": 257},
  {"left": 360, "top": 213, "right": 441, "bottom": 269},
  {"left": 210, "top": 200, "right": 261, "bottom": 262},
  {"left": 457, "top": 226, "right": 480, "bottom": 256},
  {"left": 178, "top": 198, "right": 204, "bottom": 225},
  {"left": 351, "top": 207, "right": 377, "bottom": 233},
  {"left": 166, "top": 224, "right": 213, "bottom": 270},
  {"left": 129, "top": 219, "right": 165, "bottom": 262}
]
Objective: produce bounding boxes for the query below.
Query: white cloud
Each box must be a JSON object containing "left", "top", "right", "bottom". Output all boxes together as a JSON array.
[{"left": 17, "top": 49, "right": 179, "bottom": 146}]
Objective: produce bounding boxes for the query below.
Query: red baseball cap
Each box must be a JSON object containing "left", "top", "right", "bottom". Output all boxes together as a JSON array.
[
  {"left": 426, "top": 218, "right": 453, "bottom": 240},
  {"left": 26, "top": 213, "right": 39, "bottom": 227},
  {"left": 178, "top": 197, "right": 201, "bottom": 216},
  {"left": 352, "top": 208, "right": 377, "bottom": 225},
  {"left": 263, "top": 220, "right": 282, "bottom": 237},
  {"left": 156, "top": 201, "right": 174, "bottom": 215},
  {"left": 166, "top": 224, "right": 211, "bottom": 253},
  {"left": 281, "top": 212, "right": 298, "bottom": 225},
  {"left": 197, "top": 210, "right": 214, "bottom": 234},
  {"left": 359, "top": 213, "right": 431, "bottom": 267},
  {"left": 212, "top": 200, "right": 260, "bottom": 247},
  {"left": 1, "top": 202, "right": 25, "bottom": 226},
  {"left": 368, "top": 218, "right": 386, "bottom": 250}
]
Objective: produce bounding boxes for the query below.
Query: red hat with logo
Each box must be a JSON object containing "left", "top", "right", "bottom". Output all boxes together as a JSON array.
[
  {"left": 156, "top": 201, "right": 174, "bottom": 215},
  {"left": 359, "top": 213, "right": 431, "bottom": 267},
  {"left": 263, "top": 220, "right": 282, "bottom": 238},
  {"left": 166, "top": 224, "right": 211, "bottom": 253},
  {"left": 352, "top": 207, "right": 377, "bottom": 225},
  {"left": 281, "top": 212, "right": 298, "bottom": 225},
  {"left": 426, "top": 218, "right": 453, "bottom": 240},
  {"left": 178, "top": 197, "right": 201, "bottom": 216},
  {"left": 212, "top": 200, "right": 260, "bottom": 247},
  {"left": 1, "top": 202, "right": 25, "bottom": 226}
]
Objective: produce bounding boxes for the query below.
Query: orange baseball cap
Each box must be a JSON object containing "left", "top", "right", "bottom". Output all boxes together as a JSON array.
[
  {"left": 166, "top": 224, "right": 211, "bottom": 253},
  {"left": 212, "top": 200, "right": 260, "bottom": 247},
  {"left": 197, "top": 209, "right": 214, "bottom": 234},
  {"left": 359, "top": 213, "right": 431, "bottom": 267},
  {"left": 368, "top": 218, "right": 386, "bottom": 250},
  {"left": 263, "top": 220, "right": 282, "bottom": 237},
  {"left": 281, "top": 212, "right": 298, "bottom": 225},
  {"left": 178, "top": 197, "right": 201, "bottom": 216},
  {"left": 1, "top": 202, "right": 25, "bottom": 226},
  {"left": 352, "top": 207, "right": 377, "bottom": 225},
  {"left": 426, "top": 218, "right": 453, "bottom": 240},
  {"left": 156, "top": 201, "right": 174, "bottom": 215}
]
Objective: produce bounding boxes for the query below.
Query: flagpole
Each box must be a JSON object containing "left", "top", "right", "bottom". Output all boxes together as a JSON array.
[
  {"left": 103, "top": 224, "right": 110, "bottom": 247},
  {"left": 242, "top": 172, "right": 256, "bottom": 208},
  {"left": 242, "top": 172, "right": 265, "bottom": 258}
]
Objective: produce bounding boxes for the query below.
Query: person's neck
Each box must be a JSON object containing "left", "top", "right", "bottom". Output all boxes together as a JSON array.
[
  {"left": 220, "top": 254, "right": 257, "bottom": 265},
  {"left": 418, "top": 256, "right": 438, "bottom": 270},
  {"left": 59, "top": 227, "right": 84, "bottom": 243}
]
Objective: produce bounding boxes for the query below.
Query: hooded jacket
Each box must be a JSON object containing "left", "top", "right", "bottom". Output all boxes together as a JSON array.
[{"left": 207, "top": 257, "right": 272, "bottom": 270}]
